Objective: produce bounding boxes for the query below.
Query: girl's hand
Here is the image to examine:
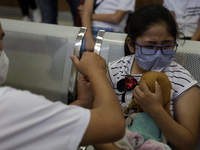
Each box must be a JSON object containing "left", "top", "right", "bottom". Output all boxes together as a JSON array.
[{"left": 133, "top": 80, "right": 163, "bottom": 116}]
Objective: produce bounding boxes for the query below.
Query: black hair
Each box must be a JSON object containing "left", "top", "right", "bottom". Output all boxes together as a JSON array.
[{"left": 124, "top": 4, "right": 178, "bottom": 56}]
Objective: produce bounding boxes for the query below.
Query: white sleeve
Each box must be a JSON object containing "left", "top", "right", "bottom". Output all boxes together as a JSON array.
[
  {"left": 0, "top": 86, "right": 90, "bottom": 150},
  {"left": 117, "top": 0, "right": 136, "bottom": 12}
]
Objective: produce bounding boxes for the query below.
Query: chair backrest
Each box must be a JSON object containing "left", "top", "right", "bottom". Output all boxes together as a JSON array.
[
  {"left": 175, "top": 39, "right": 200, "bottom": 84},
  {"left": 1, "top": 18, "right": 86, "bottom": 104}
]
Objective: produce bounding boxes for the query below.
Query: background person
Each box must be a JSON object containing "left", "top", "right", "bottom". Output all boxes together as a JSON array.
[
  {"left": 17, "top": 0, "right": 41, "bottom": 22},
  {"left": 163, "top": 0, "right": 200, "bottom": 41},
  {"left": 37, "top": 0, "right": 79, "bottom": 25},
  {"left": 80, "top": 0, "right": 136, "bottom": 52}
]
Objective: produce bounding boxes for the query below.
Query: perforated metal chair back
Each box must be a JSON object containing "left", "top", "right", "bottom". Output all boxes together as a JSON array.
[
  {"left": 1, "top": 18, "right": 86, "bottom": 104},
  {"left": 175, "top": 39, "right": 200, "bottom": 84}
]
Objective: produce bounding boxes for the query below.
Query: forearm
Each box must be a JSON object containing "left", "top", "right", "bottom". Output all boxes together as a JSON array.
[
  {"left": 191, "top": 25, "right": 200, "bottom": 41},
  {"left": 89, "top": 72, "right": 122, "bottom": 114},
  {"left": 82, "top": 0, "right": 94, "bottom": 42},
  {"left": 150, "top": 107, "right": 197, "bottom": 150},
  {"left": 82, "top": 15, "right": 93, "bottom": 42},
  {"left": 92, "top": 10, "right": 126, "bottom": 24}
]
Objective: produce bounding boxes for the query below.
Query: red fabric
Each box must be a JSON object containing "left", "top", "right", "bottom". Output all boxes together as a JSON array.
[{"left": 125, "top": 75, "right": 138, "bottom": 90}]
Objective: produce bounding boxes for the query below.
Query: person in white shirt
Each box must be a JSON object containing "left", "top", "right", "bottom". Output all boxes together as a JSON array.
[
  {"left": 163, "top": 0, "right": 200, "bottom": 41},
  {"left": 0, "top": 23, "right": 125, "bottom": 150},
  {"left": 80, "top": 0, "right": 136, "bottom": 52}
]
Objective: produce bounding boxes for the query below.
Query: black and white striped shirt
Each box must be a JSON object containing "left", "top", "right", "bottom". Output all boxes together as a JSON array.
[{"left": 108, "top": 55, "right": 199, "bottom": 117}]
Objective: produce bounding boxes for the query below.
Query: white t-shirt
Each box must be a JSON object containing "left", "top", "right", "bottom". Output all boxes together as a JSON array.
[
  {"left": 0, "top": 86, "right": 90, "bottom": 150},
  {"left": 163, "top": 0, "right": 200, "bottom": 37},
  {"left": 93, "top": 0, "right": 136, "bottom": 32}
]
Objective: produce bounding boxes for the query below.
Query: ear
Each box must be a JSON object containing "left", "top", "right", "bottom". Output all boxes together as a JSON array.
[{"left": 126, "top": 37, "right": 135, "bottom": 54}]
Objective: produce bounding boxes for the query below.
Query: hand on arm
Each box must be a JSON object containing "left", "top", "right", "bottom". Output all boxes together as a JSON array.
[
  {"left": 70, "top": 52, "right": 125, "bottom": 146},
  {"left": 133, "top": 81, "right": 164, "bottom": 114}
]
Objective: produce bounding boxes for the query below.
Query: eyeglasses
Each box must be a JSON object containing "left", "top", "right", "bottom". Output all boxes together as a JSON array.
[{"left": 133, "top": 41, "right": 178, "bottom": 55}]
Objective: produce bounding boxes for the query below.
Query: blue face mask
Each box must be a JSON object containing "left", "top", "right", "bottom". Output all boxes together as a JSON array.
[{"left": 135, "top": 47, "right": 175, "bottom": 71}]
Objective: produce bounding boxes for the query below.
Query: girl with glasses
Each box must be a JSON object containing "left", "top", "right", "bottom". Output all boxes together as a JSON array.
[{"left": 94, "top": 4, "right": 200, "bottom": 150}]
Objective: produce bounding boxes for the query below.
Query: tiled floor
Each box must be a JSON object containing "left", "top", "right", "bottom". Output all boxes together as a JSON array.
[{"left": 0, "top": 6, "right": 73, "bottom": 26}]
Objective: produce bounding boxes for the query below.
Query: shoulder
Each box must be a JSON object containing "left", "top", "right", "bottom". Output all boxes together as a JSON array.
[
  {"left": 164, "top": 61, "right": 199, "bottom": 101},
  {"left": 0, "top": 86, "right": 90, "bottom": 149},
  {"left": 0, "top": 86, "right": 52, "bottom": 106},
  {"left": 108, "top": 55, "right": 134, "bottom": 87},
  {"left": 0, "top": 86, "right": 90, "bottom": 118},
  {"left": 108, "top": 55, "right": 133, "bottom": 76},
  {"left": 165, "top": 61, "right": 196, "bottom": 82},
  {"left": 0, "top": 86, "right": 90, "bottom": 116},
  {"left": 108, "top": 55, "right": 133, "bottom": 66}
]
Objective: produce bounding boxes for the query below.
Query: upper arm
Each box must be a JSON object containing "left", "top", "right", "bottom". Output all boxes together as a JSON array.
[
  {"left": 112, "top": 10, "right": 127, "bottom": 24},
  {"left": 174, "top": 86, "right": 200, "bottom": 141}
]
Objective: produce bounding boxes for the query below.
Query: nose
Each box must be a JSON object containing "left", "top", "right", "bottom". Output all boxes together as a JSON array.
[{"left": 157, "top": 46, "right": 162, "bottom": 51}]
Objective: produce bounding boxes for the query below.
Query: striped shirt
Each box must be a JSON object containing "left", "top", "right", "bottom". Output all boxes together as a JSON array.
[{"left": 108, "top": 55, "right": 199, "bottom": 117}]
